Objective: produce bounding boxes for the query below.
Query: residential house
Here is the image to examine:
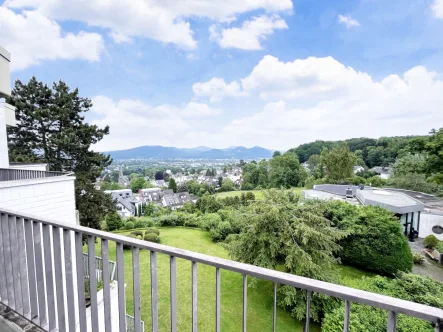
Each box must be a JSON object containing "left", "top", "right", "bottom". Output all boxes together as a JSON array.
[
  {"left": 353, "top": 165, "right": 365, "bottom": 174},
  {"left": 162, "top": 191, "right": 192, "bottom": 210},
  {"left": 104, "top": 189, "right": 136, "bottom": 217},
  {"left": 370, "top": 166, "right": 392, "bottom": 179},
  {"left": 151, "top": 179, "right": 166, "bottom": 187}
]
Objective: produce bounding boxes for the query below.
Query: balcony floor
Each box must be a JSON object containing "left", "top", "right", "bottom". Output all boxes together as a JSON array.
[{"left": 0, "top": 304, "right": 43, "bottom": 332}]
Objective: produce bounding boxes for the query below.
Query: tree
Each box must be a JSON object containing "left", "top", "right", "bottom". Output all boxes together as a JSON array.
[
  {"left": 168, "top": 178, "right": 177, "bottom": 193},
  {"left": 393, "top": 153, "right": 426, "bottom": 176},
  {"left": 155, "top": 171, "right": 164, "bottom": 180},
  {"left": 101, "top": 181, "right": 123, "bottom": 191},
  {"left": 131, "top": 177, "right": 148, "bottom": 193},
  {"left": 269, "top": 152, "right": 307, "bottom": 188},
  {"left": 230, "top": 190, "right": 348, "bottom": 321},
  {"left": 6, "top": 77, "right": 115, "bottom": 229},
  {"left": 321, "top": 144, "right": 356, "bottom": 180},
  {"left": 272, "top": 151, "right": 281, "bottom": 157},
  {"left": 307, "top": 154, "right": 321, "bottom": 176},
  {"left": 105, "top": 212, "right": 123, "bottom": 231},
  {"left": 220, "top": 178, "right": 235, "bottom": 192},
  {"left": 422, "top": 128, "right": 443, "bottom": 184},
  {"left": 218, "top": 176, "right": 223, "bottom": 187}
]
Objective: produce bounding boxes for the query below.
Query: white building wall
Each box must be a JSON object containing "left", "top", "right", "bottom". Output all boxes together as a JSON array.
[
  {"left": 0, "top": 104, "right": 9, "bottom": 168},
  {"left": 419, "top": 213, "right": 443, "bottom": 241},
  {"left": 0, "top": 176, "right": 77, "bottom": 224},
  {"left": 9, "top": 163, "right": 48, "bottom": 171}
]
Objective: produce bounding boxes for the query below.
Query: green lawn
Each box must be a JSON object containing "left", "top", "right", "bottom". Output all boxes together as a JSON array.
[
  {"left": 214, "top": 188, "right": 305, "bottom": 200},
  {"left": 89, "top": 227, "right": 320, "bottom": 332}
]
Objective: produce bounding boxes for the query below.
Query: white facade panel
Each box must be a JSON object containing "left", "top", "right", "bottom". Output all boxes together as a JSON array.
[
  {"left": 419, "top": 213, "right": 443, "bottom": 241},
  {"left": 0, "top": 45, "right": 11, "bottom": 98},
  {"left": 0, "top": 176, "right": 77, "bottom": 224}
]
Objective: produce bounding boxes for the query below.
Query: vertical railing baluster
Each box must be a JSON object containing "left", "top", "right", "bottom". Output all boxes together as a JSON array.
[
  {"left": 34, "top": 221, "right": 47, "bottom": 328},
  {"left": 305, "top": 291, "right": 311, "bottom": 332},
  {"left": 273, "top": 283, "right": 277, "bottom": 332},
  {"left": 216, "top": 268, "right": 221, "bottom": 332},
  {"left": 243, "top": 274, "right": 247, "bottom": 332},
  {"left": 52, "top": 226, "right": 66, "bottom": 331},
  {"left": 88, "top": 235, "right": 99, "bottom": 332},
  {"left": 192, "top": 261, "right": 198, "bottom": 332},
  {"left": 16, "top": 217, "right": 30, "bottom": 319},
  {"left": 24, "top": 219, "right": 38, "bottom": 322},
  {"left": 151, "top": 251, "right": 159, "bottom": 332},
  {"left": 170, "top": 256, "right": 177, "bottom": 332},
  {"left": 387, "top": 311, "right": 397, "bottom": 332},
  {"left": 2, "top": 213, "right": 15, "bottom": 310},
  {"left": 116, "top": 243, "right": 126, "bottom": 332},
  {"left": 0, "top": 213, "right": 8, "bottom": 304},
  {"left": 132, "top": 247, "right": 141, "bottom": 332},
  {"left": 102, "top": 239, "right": 112, "bottom": 332},
  {"left": 75, "top": 232, "right": 87, "bottom": 332},
  {"left": 9, "top": 215, "right": 23, "bottom": 314},
  {"left": 63, "top": 229, "right": 76, "bottom": 332},
  {"left": 344, "top": 300, "right": 350, "bottom": 332},
  {"left": 42, "top": 224, "right": 56, "bottom": 331}
]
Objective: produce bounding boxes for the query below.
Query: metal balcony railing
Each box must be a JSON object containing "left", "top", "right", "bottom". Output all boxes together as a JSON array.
[
  {"left": 0, "top": 207, "right": 442, "bottom": 332},
  {"left": 0, "top": 168, "right": 72, "bottom": 182},
  {"left": 83, "top": 253, "right": 117, "bottom": 282}
]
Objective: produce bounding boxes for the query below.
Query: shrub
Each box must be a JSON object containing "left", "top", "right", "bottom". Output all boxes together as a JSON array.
[
  {"left": 123, "top": 234, "right": 137, "bottom": 250},
  {"left": 145, "top": 228, "right": 160, "bottom": 235},
  {"left": 436, "top": 242, "right": 443, "bottom": 252},
  {"left": 105, "top": 212, "right": 123, "bottom": 231},
  {"left": 413, "top": 253, "right": 425, "bottom": 265},
  {"left": 323, "top": 273, "right": 443, "bottom": 332},
  {"left": 199, "top": 213, "right": 222, "bottom": 231},
  {"left": 184, "top": 218, "right": 199, "bottom": 228},
  {"left": 424, "top": 235, "right": 439, "bottom": 249},
  {"left": 324, "top": 201, "right": 413, "bottom": 275},
  {"left": 158, "top": 214, "right": 180, "bottom": 227},
  {"left": 130, "top": 230, "right": 144, "bottom": 239},
  {"left": 124, "top": 222, "right": 134, "bottom": 230},
  {"left": 126, "top": 216, "right": 137, "bottom": 223},
  {"left": 144, "top": 233, "right": 161, "bottom": 243},
  {"left": 134, "top": 220, "right": 145, "bottom": 228}
]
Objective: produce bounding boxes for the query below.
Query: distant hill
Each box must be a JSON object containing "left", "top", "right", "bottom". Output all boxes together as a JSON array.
[{"left": 105, "top": 145, "right": 273, "bottom": 160}]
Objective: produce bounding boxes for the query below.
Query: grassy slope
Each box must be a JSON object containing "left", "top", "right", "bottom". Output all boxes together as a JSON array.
[
  {"left": 214, "top": 188, "right": 305, "bottom": 200},
  {"left": 90, "top": 227, "right": 319, "bottom": 332}
]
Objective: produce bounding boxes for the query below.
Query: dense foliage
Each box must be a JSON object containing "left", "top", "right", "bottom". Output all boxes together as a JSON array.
[
  {"left": 320, "top": 144, "right": 356, "bottom": 180},
  {"left": 241, "top": 152, "right": 307, "bottom": 190},
  {"left": 6, "top": 77, "right": 116, "bottom": 229},
  {"left": 323, "top": 273, "right": 443, "bottom": 332},
  {"left": 322, "top": 201, "right": 413, "bottom": 275},
  {"left": 229, "top": 190, "right": 348, "bottom": 321}
]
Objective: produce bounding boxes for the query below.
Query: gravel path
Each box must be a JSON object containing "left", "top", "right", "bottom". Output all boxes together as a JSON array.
[{"left": 409, "top": 238, "right": 443, "bottom": 282}]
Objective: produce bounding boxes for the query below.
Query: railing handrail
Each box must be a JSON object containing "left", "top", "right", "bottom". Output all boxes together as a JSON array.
[
  {"left": 1, "top": 206, "right": 443, "bottom": 325},
  {"left": 0, "top": 168, "right": 73, "bottom": 182}
]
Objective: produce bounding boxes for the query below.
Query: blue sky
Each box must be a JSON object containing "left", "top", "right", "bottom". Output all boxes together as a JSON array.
[{"left": 2, "top": 0, "right": 443, "bottom": 151}]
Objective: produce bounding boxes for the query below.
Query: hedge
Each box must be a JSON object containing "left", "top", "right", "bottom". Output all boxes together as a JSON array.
[{"left": 144, "top": 233, "right": 161, "bottom": 243}]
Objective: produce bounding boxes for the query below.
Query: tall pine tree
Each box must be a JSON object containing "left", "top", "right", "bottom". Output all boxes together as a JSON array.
[{"left": 6, "top": 77, "right": 115, "bottom": 229}]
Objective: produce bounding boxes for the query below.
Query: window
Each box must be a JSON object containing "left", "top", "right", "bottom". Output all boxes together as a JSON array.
[{"left": 432, "top": 225, "right": 443, "bottom": 235}]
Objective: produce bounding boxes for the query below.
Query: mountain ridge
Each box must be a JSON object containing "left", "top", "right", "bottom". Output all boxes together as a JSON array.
[{"left": 105, "top": 145, "right": 274, "bottom": 160}]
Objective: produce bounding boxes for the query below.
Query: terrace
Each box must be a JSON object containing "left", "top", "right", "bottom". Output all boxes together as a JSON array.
[{"left": 0, "top": 207, "right": 442, "bottom": 331}]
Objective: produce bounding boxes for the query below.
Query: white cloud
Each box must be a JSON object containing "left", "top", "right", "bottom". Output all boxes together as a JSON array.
[
  {"left": 432, "top": 0, "right": 443, "bottom": 18},
  {"left": 91, "top": 96, "right": 223, "bottom": 150},
  {"left": 193, "top": 77, "right": 248, "bottom": 102},
  {"left": 4, "top": 0, "right": 292, "bottom": 50},
  {"left": 109, "top": 31, "right": 132, "bottom": 44},
  {"left": 210, "top": 15, "right": 288, "bottom": 50},
  {"left": 338, "top": 14, "right": 360, "bottom": 28},
  {"left": 189, "top": 56, "right": 443, "bottom": 149},
  {"left": 0, "top": 7, "right": 104, "bottom": 71}
]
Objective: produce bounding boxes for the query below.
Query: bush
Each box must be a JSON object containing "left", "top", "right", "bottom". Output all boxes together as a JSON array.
[
  {"left": 105, "top": 212, "right": 123, "bottom": 231},
  {"left": 145, "top": 228, "right": 160, "bottom": 235},
  {"left": 324, "top": 201, "right": 413, "bottom": 275},
  {"left": 126, "top": 216, "right": 137, "bottom": 223},
  {"left": 124, "top": 222, "right": 134, "bottom": 230},
  {"left": 424, "top": 235, "right": 440, "bottom": 249},
  {"left": 130, "top": 230, "right": 144, "bottom": 239},
  {"left": 323, "top": 273, "right": 443, "bottom": 332},
  {"left": 210, "top": 221, "right": 232, "bottom": 242},
  {"left": 413, "top": 253, "right": 425, "bottom": 265},
  {"left": 199, "top": 213, "right": 222, "bottom": 231},
  {"left": 134, "top": 220, "right": 145, "bottom": 228},
  {"left": 123, "top": 234, "right": 137, "bottom": 250},
  {"left": 365, "top": 176, "right": 387, "bottom": 187},
  {"left": 144, "top": 233, "right": 161, "bottom": 243},
  {"left": 184, "top": 218, "right": 199, "bottom": 228},
  {"left": 157, "top": 214, "right": 180, "bottom": 227}
]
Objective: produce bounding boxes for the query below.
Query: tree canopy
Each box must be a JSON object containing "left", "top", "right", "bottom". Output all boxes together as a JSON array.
[
  {"left": 6, "top": 77, "right": 115, "bottom": 229},
  {"left": 321, "top": 144, "right": 356, "bottom": 180}
]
